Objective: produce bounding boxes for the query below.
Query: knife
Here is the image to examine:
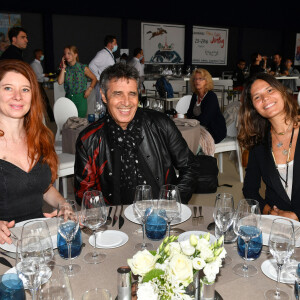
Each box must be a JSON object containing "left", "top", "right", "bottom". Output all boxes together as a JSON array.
[
  {"left": 0, "top": 256, "right": 13, "bottom": 268},
  {"left": 112, "top": 206, "right": 118, "bottom": 227},
  {"left": 106, "top": 206, "right": 113, "bottom": 225},
  {"left": 119, "top": 204, "right": 125, "bottom": 230}
]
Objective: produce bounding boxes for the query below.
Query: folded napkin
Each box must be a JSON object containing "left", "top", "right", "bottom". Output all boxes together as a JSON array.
[
  {"left": 261, "top": 216, "right": 300, "bottom": 237},
  {"left": 173, "top": 118, "right": 199, "bottom": 127},
  {"left": 10, "top": 218, "right": 58, "bottom": 242},
  {"left": 63, "top": 116, "right": 89, "bottom": 130}
]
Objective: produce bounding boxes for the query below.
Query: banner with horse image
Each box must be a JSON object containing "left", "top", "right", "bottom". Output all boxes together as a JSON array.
[
  {"left": 141, "top": 22, "right": 185, "bottom": 64},
  {"left": 0, "top": 13, "right": 21, "bottom": 57},
  {"left": 295, "top": 33, "right": 300, "bottom": 66},
  {"left": 192, "top": 26, "right": 228, "bottom": 65}
]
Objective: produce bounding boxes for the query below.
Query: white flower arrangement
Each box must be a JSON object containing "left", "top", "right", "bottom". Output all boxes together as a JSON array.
[{"left": 128, "top": 233, "right": 225, "bottom": 300}]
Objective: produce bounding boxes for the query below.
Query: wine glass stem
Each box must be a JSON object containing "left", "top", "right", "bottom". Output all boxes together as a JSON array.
[
  {"left": 30, "top": 289, "right": 37, "bottom": 300},
  {"left": 67, "top": 241, "right": 73, "bottom": 272},
  {"left": 93, "top": 230, "right": 98, "bottom": 257},
  {"left": 276, "top": 264, "right": 283, "bottom": 297},
  {"left": 142, "top": 221, "right": 146, "bottom": 248},
  {"left": 243, "top": 240, "right": 249, "bottom": 271},
  {"left": 168, "top": 221, "right": 171, "bottom": 237}
]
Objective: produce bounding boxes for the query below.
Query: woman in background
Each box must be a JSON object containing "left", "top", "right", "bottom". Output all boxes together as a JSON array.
[
  {"left": 0, "top": 60, "right": 66, "bottom": 244},
  {"left": 239, "top": 73, "right": 300, "bottom": 220},
  {"left": 58, "top": 45, "right": 97, "bottom": 118},
  {"left": 186, "top": 68, "right": 226, "bottom": 144}
]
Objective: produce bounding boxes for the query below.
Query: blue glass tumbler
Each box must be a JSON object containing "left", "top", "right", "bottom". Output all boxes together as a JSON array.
[
  {"left": 237, "top": 231, "right": 263, "bottom": 260},
  {"left": 0, "top": 273, "right": 25, "bottom": 300},
  {"left": 57, "top": 227, "right": 82, "bottom": 259},
  {"left": 145, "top": 211, "right": 167, "bottom": 241}
]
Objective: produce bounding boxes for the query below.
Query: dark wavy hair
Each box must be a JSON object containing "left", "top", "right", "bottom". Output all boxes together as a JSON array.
[{"left": 238, "top": 73, "right": 299, "bottom": 150}]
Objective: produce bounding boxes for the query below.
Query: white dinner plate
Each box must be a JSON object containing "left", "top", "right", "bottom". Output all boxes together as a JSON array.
[
  {"left": 261, "top": 259, "right": 298, "bottom": 284},
  {"left": 261, "top": 215, "right": 300, "bottom": 247},
  {"left": 5, "top": 264, "right": 52, "bottom": 289},
  {"left": 124, "top": 203, "right": 191, "bottom": 226},
  {"left": 178, "top": 231, "right": 217, "bottom": 244},
  {"left": 88, "top": 230, "right": 128, "bottom": 249},
  {"left": 0, "top": 218, "right": 57, "bottom": 252}
]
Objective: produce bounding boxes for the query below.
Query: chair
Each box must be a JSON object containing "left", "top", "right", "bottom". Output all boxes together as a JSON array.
[
  {"left": 53, "top": 97, "right": 78, "bottom": 154},
  {"left": 56, "top": 153, "right": 75, "bottom": 198},
  {"left": 175, "top": 95, "right": 192, "bottom": 114},
  {"left": 214, "top": 102, "right": 244, "bottom": 183},
  {"left": 297, "top": 92, "right": 300, "bottom": 107}
]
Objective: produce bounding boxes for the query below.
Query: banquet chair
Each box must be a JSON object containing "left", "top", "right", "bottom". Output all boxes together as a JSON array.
[
  {"left": 53, "top": 97, "right": 78, "bottom": 154},
  {"left": 175, "top": 95, "right": 192, "bottom": 114},
  {"left": 297, "top": 92, "right": 300, "bottom": 107},
  {"left": 214, "top": 102, "right": 244, "bottom": 183}
]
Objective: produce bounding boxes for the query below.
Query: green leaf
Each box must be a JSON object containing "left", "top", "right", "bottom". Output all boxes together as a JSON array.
[
  {"left": 149, "top": 250, "right": 157, "bottom": 256},
  {"left": 142, "top": 269, "right": 165, "bottom": 283}
]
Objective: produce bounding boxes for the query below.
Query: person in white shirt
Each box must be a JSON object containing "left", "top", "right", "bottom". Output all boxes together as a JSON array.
[
  {"left": 127, "top": 48, "right": 145, "bottom": 91},
  {"left": 30, "top": 49, "right": 54, "bottom": 121},
  {"left": 89, "top": 35, "right": 118, "bottom": 115}
]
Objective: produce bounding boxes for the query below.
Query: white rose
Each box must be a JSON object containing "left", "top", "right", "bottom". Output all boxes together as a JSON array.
[
  {"left": 196, "top": 238, "right": 210, "bottom": 252},
  {"left": 169, "top": 242, "right": 182, "bottom": 257},
  {"left": 180, "top": 240, "right": 195, "bottom": 256},
  {"left": 203, "top": 261, "right": 220, "bottom": 283},
  {"left": 128, "top": 250, "right": 159, "bottom": 276},
  {"left": 137, "top": 282, "right": 159, "bottom": 300},
  {"left": 199, "top": 247, "right": 214, "bottom": 261},
  {"left": 192, "top": 257, "right": 206, "bottom": 270},
  {"left": 167, "top": 254, "right": 193, "bottom": 287}
]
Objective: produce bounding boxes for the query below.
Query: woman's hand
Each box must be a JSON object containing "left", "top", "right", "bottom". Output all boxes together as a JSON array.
[
  {"left": 0, "top": 220, "right": 15, "bottom": 244},
  {"left": 271, "top": 206, "right": 299, "bottom": 221},
  {"left": 84, "top": 86, "right": 93, "bottom": 99}
]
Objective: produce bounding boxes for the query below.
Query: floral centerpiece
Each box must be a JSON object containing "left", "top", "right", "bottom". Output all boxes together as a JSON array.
[{"left": 128, "top": 233, "right": 226, "bottom": 300}]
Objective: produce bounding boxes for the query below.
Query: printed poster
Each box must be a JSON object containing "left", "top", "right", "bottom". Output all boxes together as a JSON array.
[
  {"left": 192, "top": 26, "right": 228, "bottom": 65},
  {"left": 0, "top": 13, "right": 21, "bottom": 56},
  {"left": 141, "top": 22, "right": 185, "bottom": 64},
  {"left": 294, "top": 33, "right": 300, "bottom": 66}
]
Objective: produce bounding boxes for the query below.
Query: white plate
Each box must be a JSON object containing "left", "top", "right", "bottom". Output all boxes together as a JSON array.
[
  {"left": 124, "top": 203, "right": 191, "bottom": 225},
  {"left": 261, "top": 215, "right": 300, "bottom": 247},
  {"left": 88, "top": 230, "right": 128, "bottom": 249},
  {"left": 0, "top": 218, "right": 57, "bottom": 252},
  {"left": 261, "top": 259, "right": 298, "bottom": 284},
  {"left": 178, "top": 231, "right": 217, "bottom": 244},
  {"left": 5, "top": 264, "right": 52, "bottom": 289}
]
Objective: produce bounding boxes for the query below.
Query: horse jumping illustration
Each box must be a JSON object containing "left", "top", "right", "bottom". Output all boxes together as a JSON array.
[{"left": 146, "top": 28, "right": 167, "bottom": 40}]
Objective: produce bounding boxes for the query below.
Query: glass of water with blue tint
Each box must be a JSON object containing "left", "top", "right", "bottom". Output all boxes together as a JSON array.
[
  {"left": 237, "top": 229, "right": 262, "bottom": 260},
  {"left": 0, "top": 274, "right": 25, "bottom": 300},
  {"left": 146, "top": 210, "right": 167, "bottom": 241}
]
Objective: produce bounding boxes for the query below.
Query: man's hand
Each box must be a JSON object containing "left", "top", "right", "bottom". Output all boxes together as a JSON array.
[
  {"left": 271, "top": 206, "right": 299, "bottom": 221},
  {"left": 0, "top": 220, "right": 15, "bottom": 244}
]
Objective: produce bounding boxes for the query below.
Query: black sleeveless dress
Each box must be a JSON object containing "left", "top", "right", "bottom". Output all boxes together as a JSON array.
[{"left": 0, "top": 159, "right": 52, "bottom": 223}]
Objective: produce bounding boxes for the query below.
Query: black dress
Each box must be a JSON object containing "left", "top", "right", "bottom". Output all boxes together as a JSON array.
[{"left": 0, "top": 160, "right": 52, "bottom": 223}]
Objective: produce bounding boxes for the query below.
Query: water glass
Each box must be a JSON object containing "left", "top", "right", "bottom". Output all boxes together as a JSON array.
[
  {"left": 57, "top": 229, "right": 82, "bottom": 259},
  {"left": 237, "top": 231, "right": 263, "bottom": 260},
  {"left": 0, "top": 273, "right": 25, "bottom": 300},
  {"left": 82, "top": 288, "right": 112, "bottom": 300},
  {"left": 145, "top": 210, "right": 167, "bottom": 241}
]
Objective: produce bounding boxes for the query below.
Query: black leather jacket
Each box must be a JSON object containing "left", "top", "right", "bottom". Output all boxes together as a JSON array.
[{"left": 74, "top": 108, "right": 198, "bottom": 205}]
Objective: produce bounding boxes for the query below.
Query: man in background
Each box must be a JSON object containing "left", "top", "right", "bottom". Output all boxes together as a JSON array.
[
  {"left": 232, "top": 59, "right": 246, "bottom": 89},
  {"left": 30, "top": 49, "right": 54, "bottom": 122},
  {"left": 89, "top": 35, "right": 118, "bottom": 115},
  {"left": 0, "top": 27, "right": 28, "bottom": 60},
  {"left": 270, "top": 53, "right": 285, "bottom": 76}
]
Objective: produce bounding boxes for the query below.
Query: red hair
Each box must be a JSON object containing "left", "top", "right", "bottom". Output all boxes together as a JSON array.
[{"left": 0, "top": 59, "right": 58, "bottom": 183}]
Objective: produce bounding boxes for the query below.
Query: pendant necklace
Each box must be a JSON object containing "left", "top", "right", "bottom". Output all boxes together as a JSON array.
[
  {"left": 271, "top": 127, "right": 295, "bottom": 192},
  {"left": 271, "top": 121, "right": 293, "bottom": 155}
]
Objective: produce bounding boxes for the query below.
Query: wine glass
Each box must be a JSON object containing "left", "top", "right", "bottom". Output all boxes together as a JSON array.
[
  {"left": 81, "top": 190, "right": 107, "bottom": 264},
  {"left": 82, "top": 288, "right": 112, "bottom": 300},
  {"left": 233, "top": 199, "right": 261, "bottom": 277},
  {"left": 265, "top": 218, "right": 295, "bottom": 300},
  {"left": 21, "top": 220, "right": 54, "bottom": 265},
  {"left": 39, "top": 266, "right": 74, "bottom": 299},
  {"left": 157, "top": 184, "right": 181, "bottom": 237},
  {"left": 213, "top": 193, "right": 235, "bottom": 265},
  {"left": 57, "top": 201, "right": 81, "bottom": 276},
  {"left": 16, "top": 236, "right": 45, "bottom": 300},
  {"left": 133, "top": 185, "right": 154, "bottom": 250}
]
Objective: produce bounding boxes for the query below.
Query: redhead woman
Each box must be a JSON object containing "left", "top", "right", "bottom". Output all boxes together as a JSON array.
[
  {"left": 58, "top": 45, "right": 97, "bottom": 118},
  {"left": 186, "top": 68, "right": 226, "bottom": 143},
  {"left": 239, "top": 73, "right": 300, "bottom": 220},
  {"left": 0, "top": 59, "right": 66, "bottom": 244}
]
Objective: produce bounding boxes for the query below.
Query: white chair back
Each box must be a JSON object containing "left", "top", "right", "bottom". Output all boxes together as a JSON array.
[
  {"left": 53, "top": 97, "right": 78, "bottom": 142},
  {"left": 297, "top": 92, "right": 300, "bottom": 107},
  {"left": 175, "top": 95, "right": 192, "bottom": 114}
]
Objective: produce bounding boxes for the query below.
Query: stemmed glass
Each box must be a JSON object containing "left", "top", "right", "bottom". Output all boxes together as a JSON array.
[
  {"left": 39, "top": 266, "right": 74, "bottom": 300},
  {"left": 233, "top": 199, "right": 261, "bottom": 277},
  {"left": 133, "top": 185, "right": 154, "bottom": 250},
  {"left": 81, "top": 190, "right": 107, "bottom": 264},
  {"left": 57, "top": 201, "right": 81, "bottom": 276},
  {"left": 82, "top": 288, "right": 112, "bottom": 300},
  {"left": 213, "top": 193, "right": 235, "bottom": 265},
  {"left": 265, "top": 218, "right": 295, "bottom": 300},
  {"left": 16, "top": 236, "right": 45, "bottom": 300},
  {"left": 157, "top": 184, "right": 181, "bottom": 237}
]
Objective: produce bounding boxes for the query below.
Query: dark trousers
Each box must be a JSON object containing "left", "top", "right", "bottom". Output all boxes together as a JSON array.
[{"left": 39, "top": 83, "right": 54, "bottom": 122}]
